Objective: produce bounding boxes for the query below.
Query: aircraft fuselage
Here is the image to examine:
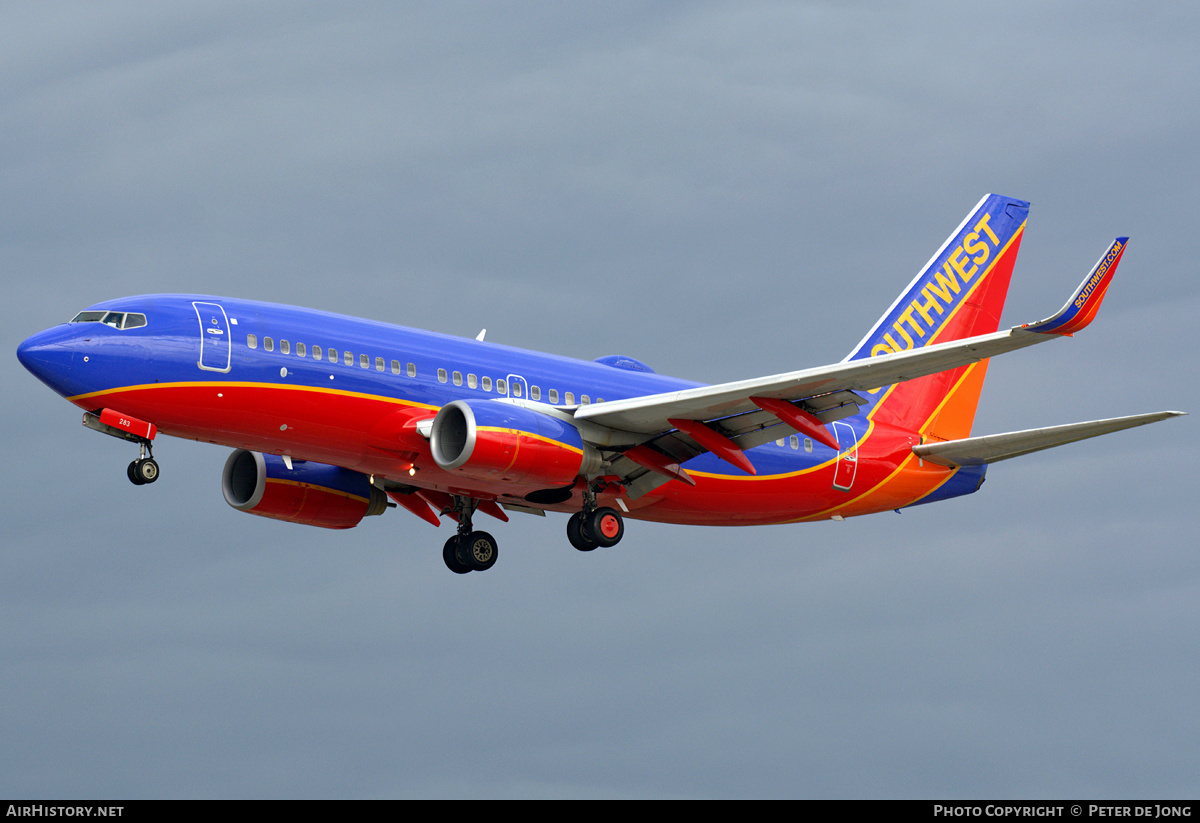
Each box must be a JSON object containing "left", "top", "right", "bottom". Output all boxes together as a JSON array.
[{"left": 17, "top": 293, "right": 974, "bottom": 528}]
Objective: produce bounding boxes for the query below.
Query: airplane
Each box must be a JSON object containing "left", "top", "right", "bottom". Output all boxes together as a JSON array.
[{"left": 16, "top": 194, "right": 1185, "bottom": 574}]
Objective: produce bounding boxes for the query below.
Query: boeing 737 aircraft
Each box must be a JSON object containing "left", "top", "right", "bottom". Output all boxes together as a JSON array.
[{"left": 17, "top": 195, "right": 1184, "bottom": 573}]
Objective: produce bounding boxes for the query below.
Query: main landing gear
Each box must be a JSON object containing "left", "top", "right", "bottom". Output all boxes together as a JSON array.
[
  {"left": 567, "top": 480, "right": 625, "bottom": 552},
  {"left": 436, "top": 485, "right": 628, "bottom": 574},
  {"left": 442, "top": 496, "right": 498, "bottom": 574},
  {"left": 566, "top": 508, "right": 624, "bottom": 551}
]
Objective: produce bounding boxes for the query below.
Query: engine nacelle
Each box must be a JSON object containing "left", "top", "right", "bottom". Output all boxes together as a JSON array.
[
  {"left": 429, "top": 399, "right": 601, "bottom": 489},
  {"left": 221, "top": 450, "right": 388, "bottom": 529}
]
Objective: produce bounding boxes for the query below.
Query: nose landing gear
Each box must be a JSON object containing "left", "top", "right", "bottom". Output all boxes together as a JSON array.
[
  {"left": 82, "top": 409, "right": 161, "bottom": 486},
  {"left": 126, "top": 443, "right": 160, "bottom": 486}
]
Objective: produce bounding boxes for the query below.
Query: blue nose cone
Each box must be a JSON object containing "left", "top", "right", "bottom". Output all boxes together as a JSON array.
[{"left": 17, "top": 326, "right": 80, "bottom": 398}]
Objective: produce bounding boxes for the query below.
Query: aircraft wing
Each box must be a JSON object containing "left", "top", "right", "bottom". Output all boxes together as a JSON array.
[
  {"left": 574, "top": 237, "right": 1128, "bottom": 437},
  {"left": 576, "top": 324, "right": 1052, "bottom": 433},
  {"left": 912, "top": 411, "right": 1185, "bottom": 467}
]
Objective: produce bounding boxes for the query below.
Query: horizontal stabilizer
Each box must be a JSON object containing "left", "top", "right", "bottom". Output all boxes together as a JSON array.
[{"left": 912, "top": 411, "right": 1185, "bottom": 467}]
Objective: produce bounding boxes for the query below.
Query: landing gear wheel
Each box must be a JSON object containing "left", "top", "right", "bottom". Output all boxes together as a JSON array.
[
  {"left": 464, "top": 531, "right": 498, "bottom": 571},
  {"left": 567, "top": 512, "right": 597, "bottom": 551},
  {"left": 440, "top": 497, "right": 500, "bottom": 574},
  {"left": 584, "top": 507, "right": 623, "bottom": 548},
  {"left": 133, "top": 458, "right": 159, "bottom": 484},
  {"left": 127, "top": 461, "right": 145, "bottom": 486},
  {"left": 443, "top": 536, "right": 472, "bottom": 574}
]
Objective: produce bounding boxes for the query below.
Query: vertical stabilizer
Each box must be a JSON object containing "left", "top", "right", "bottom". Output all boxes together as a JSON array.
[{"left": 844, "top": 195, "right": 1030, "bottom": 440}]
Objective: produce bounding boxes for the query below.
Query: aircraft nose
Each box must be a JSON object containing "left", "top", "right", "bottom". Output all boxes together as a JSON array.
[{"left": 17, "top": 327, "right": 79, "bottom": 397}]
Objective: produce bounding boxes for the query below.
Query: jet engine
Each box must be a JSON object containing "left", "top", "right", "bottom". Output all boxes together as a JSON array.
[
  {"left": 221, "top": 450, "right": 388, "bottom": 529},
  {"left": 429, "top": 399, "right": 601, "bottom": 489}
]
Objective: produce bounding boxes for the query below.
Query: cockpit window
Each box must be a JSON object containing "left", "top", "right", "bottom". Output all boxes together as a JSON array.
[{"left": 70, "top": 311, "right": 147, "bottom": 330}]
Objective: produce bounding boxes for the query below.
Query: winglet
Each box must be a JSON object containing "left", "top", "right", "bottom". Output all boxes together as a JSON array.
[{"left": 1024, "top": 237, "right": 1128, "bottom": 335}]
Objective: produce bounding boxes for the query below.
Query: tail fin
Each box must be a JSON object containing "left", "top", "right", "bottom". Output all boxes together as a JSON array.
[{"left": 844, "top": 194, "right": 1030, "bottom": 440}]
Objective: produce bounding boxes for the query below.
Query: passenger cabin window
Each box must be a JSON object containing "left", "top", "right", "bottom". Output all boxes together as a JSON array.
[
  {"left": 790, "top": 435, "right": 799, "bottom": 450},
  {"left": 452, "top": 371, "right": 462, "bottom": 386},
  {"left": 343, "top": 351, "right": 352, "bottom": 366},
  {"left": 359, "top": 354, "right": 368, "bottom": 369},
  {"left": 548, "top": 389, "right": 559, "bottom": 404},
  {"left": 297, "top": 342, "right": 306, "bottom": 357},
  {"left": 804, "top": 438, "right": 813, "bottom": 453},
  {"left": 247, "top": 334, "right": 258, "bottom": 349},
  {"left": 580, "top": 395, "right": 589, "bottom": 405},
  {"left": 564, "top": 392, "right": 574, "bottom": 405},
  {"left": 407, "top": 363, "right": 416, "bottom": 377},
  {"left": 264, "top": 337, "right": 274, "bottom": 352},
  {"left": 496, "top": 378, "right": 507, "bottom": 395},
  {"left": 312, "top": 346, "right": 322, "bottom": 361},
  {"left": 391, "top": 360, "right": 401, "bottom": 375},
  {"left": 511, "top": 382, "right": 522, "bottom": 398},
  {"left": 280, "top": 340, "right": 290, "bottom": 355},
  {"left": 482, "top": 376, "right": 492, "bottom": 392},
  {"left": 375, "top": 357, "right": 384, "bottom": 372},
  {"left": 437, "top": 368, "right": 448, "bottom": 383},
  {"left": 467, "top": 374, "right": 477, "bottom": 389},
  {"left": 530, "top": 386, "right": 540, "bottom": 401}
]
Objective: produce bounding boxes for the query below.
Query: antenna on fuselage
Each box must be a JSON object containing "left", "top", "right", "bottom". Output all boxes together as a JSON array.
[{"left": 476, "top": 329, "right": 486, "bottom": 341}]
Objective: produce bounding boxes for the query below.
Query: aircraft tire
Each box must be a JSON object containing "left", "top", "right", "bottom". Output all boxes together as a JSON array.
[
  {"left": 134, "top": 458, "right": 160, "bottom": 484},
  {"left": 464, "top": 531, "right": 498, "bottom": 571},
  {"left": 127, "top": 461, "right": 145, "bottom": 486},
  {"left": 567, "top": 513, "right": 597, "bottom": 551},
  {"left": 443, "top": 536, "right": 472, "bottom": 574},
  {"left": 584, "top": 507, "right": 623, "bottom": 548}
]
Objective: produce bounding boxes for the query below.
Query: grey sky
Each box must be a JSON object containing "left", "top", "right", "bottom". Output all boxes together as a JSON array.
[{"left": 3, "top": 1, "right": 1197, "bottom": 798}]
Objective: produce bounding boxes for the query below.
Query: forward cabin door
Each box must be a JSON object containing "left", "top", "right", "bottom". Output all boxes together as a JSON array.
[{"left": 193, "top": 301, "right": 232, "bottom": 373}]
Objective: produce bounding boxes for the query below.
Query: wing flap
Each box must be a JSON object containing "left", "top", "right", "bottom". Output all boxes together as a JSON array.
[{"left": 911, "top": 411, "right": 1185, "bottom": 467}]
